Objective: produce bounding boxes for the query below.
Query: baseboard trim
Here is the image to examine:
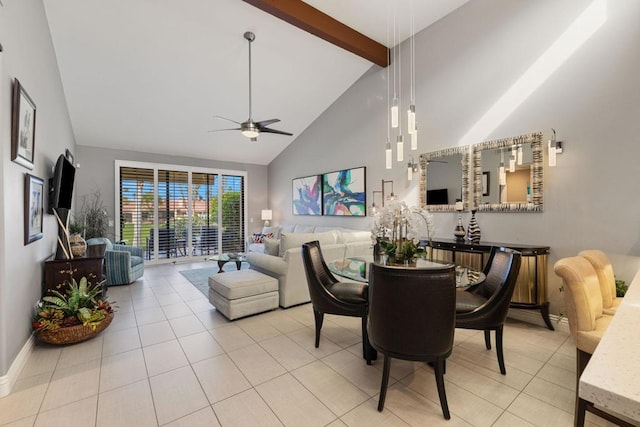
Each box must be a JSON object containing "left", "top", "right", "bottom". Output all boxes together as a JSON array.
[
  {"left": 508, "top": 308, "right": 570, "bottom": 334},
  {"left": 0, "top": 335, "right": 35, "bottom": 397}
]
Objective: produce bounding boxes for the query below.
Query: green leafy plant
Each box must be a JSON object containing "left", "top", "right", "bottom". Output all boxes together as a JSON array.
[
  {"left": 33, "top": 276, "right": 114, "bottom": 332},
  {"left": 615, "top": 278, "right": 628, "bottom": 297},
  {"left": 379, "top": 238, "right": 425, "bottom": 263}
]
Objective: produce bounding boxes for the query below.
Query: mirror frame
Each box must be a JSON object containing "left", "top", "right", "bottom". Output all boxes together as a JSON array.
[
  {"left": 472, "top": 132, "right": 544, "bottom": 212},
  {"left": 419, "top": 145, "right": 470, "bottom": 212}
]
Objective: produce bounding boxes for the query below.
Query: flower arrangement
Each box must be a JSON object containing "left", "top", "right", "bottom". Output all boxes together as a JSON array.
[
  {"left": 33, "top": 276, "right": 114, "bottom": 334},
  {"left": 371, "top": 200, "right": 435, "bottom": 264}
]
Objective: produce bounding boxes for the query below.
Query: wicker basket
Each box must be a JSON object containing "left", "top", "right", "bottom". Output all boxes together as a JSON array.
[{"left": 36, "top": 313, "right": 113, "bottom": 345}]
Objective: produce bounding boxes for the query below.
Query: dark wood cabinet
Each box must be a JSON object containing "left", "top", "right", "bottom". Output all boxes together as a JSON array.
[
  {"left": 426, "top": 239, "right": 553, "bottom": 330},
  {"left": 43, "top": 257, "right": 104, "bottom": 297}
]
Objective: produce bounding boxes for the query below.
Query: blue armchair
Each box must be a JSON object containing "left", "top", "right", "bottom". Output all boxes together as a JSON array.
[{"left": 86, "top": 237, "right": 144, "bottom": 286}]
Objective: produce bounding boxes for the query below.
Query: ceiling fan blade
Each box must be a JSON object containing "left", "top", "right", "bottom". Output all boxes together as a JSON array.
[
  {"left": 207, "top": 127, "right": 241, "bottom": 132},
  {"left": 256, "top": 118, "right": 280, "bottom": 127},
  {"left": 213, "top": 115, "right": 241, "bottom": 125},
  {"left": 260, "top": 127, "right": 293, "bottom": 136}
]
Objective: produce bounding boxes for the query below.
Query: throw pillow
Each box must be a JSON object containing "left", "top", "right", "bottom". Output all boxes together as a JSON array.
[
  {"left": 264, "top": 238, "right": 280, "bottom": 256},
  {"left": 339, "top": 230, "right": 371, "bottom": 243},
  {"left": 262, "top": 226, "right": 281, "bottom": 240},
  {"left": 278, "top": 231, "right": 339, "bottom": 257},
  {"left": 251, "top": 233, "right": 265, "bottom": 243}
]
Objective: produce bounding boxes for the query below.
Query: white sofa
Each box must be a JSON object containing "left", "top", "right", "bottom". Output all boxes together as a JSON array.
[{"left": 246, "top": 224, "right": 372, "bottom": 308}]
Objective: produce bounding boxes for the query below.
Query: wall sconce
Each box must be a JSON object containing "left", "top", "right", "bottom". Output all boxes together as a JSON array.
[
  {"left": 261, "top": 209, "right": 272, "bottom": 227},
  {"left": 370, "top": 179, "right": 395, "bottom": 215},
  {"left": 407, "top": 158, "right": 419, "bottom": 181},
  {"left": 548, "top": 128, "right": 564, "bottom": 167},
  {"left": 371, "top": 190, "right": 383, "bottom": 214},
  {"left": 382, "top": 179, "right": 396, "bottom": 202}
]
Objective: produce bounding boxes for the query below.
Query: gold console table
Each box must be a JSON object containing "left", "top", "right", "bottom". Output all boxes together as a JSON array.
[{"left": 426, "top": 239, "right": 552, "bottom": 330}]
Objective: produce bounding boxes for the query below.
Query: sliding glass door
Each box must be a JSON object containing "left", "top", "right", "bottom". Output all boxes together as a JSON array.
[{"left": 117, "top": 161, "right": 246, "bottom": 263}]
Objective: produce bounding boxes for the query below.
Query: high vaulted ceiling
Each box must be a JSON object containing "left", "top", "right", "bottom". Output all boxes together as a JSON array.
[{"left": 43, "top": 0, "right": 469, "bottom": 165}]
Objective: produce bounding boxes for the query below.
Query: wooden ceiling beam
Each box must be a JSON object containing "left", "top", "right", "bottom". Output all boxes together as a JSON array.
[{"left": 242, "top": 0, "right": 389, "bottom": 67}]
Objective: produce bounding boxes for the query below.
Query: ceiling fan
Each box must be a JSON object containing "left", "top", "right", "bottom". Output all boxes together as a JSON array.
[{"left": 209, "top": 31, "right": 293, "bottom": 142}]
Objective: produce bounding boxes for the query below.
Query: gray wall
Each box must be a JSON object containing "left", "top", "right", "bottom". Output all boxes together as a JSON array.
[
  {"left": 74, "top": 146, "right": 269, "bottom": 237},
  {"left": 0, "top": 0, "right": 76, "bottom": 376},
  {"left": 269, "top": 0, "right": 640, "bottom": 315}
]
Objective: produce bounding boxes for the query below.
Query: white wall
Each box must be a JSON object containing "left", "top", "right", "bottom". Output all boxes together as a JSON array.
[
  {"left": 0, "top": 0, "right": 76, "bottom": 375},
  {"left": 269, "top": 0, "right": 640, "bottom": 315}
]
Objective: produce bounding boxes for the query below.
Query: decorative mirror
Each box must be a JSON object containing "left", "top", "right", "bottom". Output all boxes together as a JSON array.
[
  {"left": 472, "top": 132, "right": 544, "bottom": 212},
  {"left": 419, "top": 146, "right": 470, "bottom": 212}
]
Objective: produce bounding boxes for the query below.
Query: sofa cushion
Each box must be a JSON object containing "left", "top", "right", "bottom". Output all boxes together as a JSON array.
[
  {"left": 279, "top": 231, "right": 338, "bottom": 257},
  {"left": 264, "top": 238, "right": 280, "bottom": 256},
  {"left": 313, "top": 226, "right": 336, "bottom": 233},
  {"left": 261, "top": 226, "right": 281, "bottom": 240},
  {"left": 251, "top": 233, "right": 266, "bottom": 243},
  {"left": 247, "top": 242, "right": 265, "bottom": 254},
  {"left": 209, "top": 270, "right": 278, "bottom": 300},
  {"left": 130, "top": 256, "right": 144, "bottom": 267},
  {"left": 293, "top": 224, "right": 315, "bottom": 233},
  {"left": 280, "top": 224, "right": 295, "bottom": 233},
  {"left": 339, "top": 230, "right": 371, "bottom": 244}
]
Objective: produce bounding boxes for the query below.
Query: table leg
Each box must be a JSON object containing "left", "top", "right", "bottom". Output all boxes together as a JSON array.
[
  {"left": 235, "top": 260, "right": 242, "bottom": 270},
  {"left": 540, "top": 301, "right": 554, "bottom": 331},
  {"left": 217, "top": 260, "right": 226, "bottom": 273}
]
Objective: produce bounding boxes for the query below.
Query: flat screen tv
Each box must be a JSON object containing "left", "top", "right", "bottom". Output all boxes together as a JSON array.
[
  {"left": 426, "top": 188, "right": 449, "bottom": 205},
  {"left": 48, "top": 154, "right": 75, "bottom": 213}
]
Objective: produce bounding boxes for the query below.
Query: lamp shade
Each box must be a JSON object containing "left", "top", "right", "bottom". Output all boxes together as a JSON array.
[{"left": 261, "top": 210, "right": 273, "bottom": 221}]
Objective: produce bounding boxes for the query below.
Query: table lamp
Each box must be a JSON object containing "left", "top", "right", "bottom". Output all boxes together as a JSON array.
[{"left": 261, "top": 209, "right": 273, "bottom": 227}]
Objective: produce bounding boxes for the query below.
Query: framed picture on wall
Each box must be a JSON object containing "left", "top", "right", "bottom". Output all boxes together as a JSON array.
[
  {"left": 292, "top": 175, "right": 322, "bottom": 215},
  {"left": 24, "top": 173, "right": 44, "bottom": 245},
  {"left": 11, "top": 79, "right": 36, "bottom": 170},
  {"left": 322, "top": 166, "right": 366, "bottom": 216}
]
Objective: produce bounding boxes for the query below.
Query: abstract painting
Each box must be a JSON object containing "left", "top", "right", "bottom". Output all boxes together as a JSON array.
[
  {"left": 292, "top": 175, "right": 321, "bottom": 215},
  {"left": 322, "top": 166, "right": 366, "bottom": 216},
  {"left": 11, "top": 79, "right": 36, "bottom": 170}
]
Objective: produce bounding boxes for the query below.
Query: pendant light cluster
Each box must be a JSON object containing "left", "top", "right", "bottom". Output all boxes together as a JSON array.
[{"left": 385, "top": 1, "right": 418, "bottom": 180}]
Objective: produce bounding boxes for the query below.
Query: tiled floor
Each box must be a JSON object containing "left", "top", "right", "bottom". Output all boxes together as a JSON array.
[{"left": 0, "top": 261, "right": 612, "bottom": 426}]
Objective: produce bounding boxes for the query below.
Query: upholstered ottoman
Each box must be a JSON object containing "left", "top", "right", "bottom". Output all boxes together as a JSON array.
[{"left": 208, "top": 270, "right": 279, "bottom": 320}]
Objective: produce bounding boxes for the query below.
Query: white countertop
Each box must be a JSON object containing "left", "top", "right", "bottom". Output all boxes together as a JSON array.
[{"left": 579, "top": 269, "right": 640, "bottom": 422}]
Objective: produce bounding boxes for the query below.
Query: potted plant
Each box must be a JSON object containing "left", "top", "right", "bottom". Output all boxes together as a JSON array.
[
  {"left": 33, "top": 276, "right": 114, "bottom": 345},
  {"left": 371, "top": 200, "right": 433, "bottom": 265},
  {"left": 71, "top": 188, "right": 111, "bottom": 257}
]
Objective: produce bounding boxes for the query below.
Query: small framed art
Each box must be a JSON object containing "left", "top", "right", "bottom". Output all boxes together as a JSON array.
[
  {"left": 322, "top": 166, "right": 366, "bottom": 216},
  {"left": 25, "top": 173, "right": 44, "bottom": 245},
  {"left": 11, "top": 79, "right": 37, "bottom": 170},
  {"left": 292, "top": 175, "right": 322, "bottom": 215}
]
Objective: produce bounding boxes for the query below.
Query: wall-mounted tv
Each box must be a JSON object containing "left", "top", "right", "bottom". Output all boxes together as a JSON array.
[
  {"left": 426, "top": 188, "right": 449, "bottom": 205},
  {"left": 48, "top": 154, "right": 75, "bottom": 214}
]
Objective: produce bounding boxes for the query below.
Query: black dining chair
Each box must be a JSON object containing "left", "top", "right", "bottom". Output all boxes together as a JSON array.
[
  {"left": 455, "top": 247, "right": 522, "bottom": 375},
  {"left": 368, "top": 263, "right": 456, "bottom": 418},
  {"left": 301, "top": 241, "right": 374, "bottom": 364}
]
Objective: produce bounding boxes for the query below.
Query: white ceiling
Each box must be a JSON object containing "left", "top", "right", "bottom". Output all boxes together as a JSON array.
[{"left": 43, "top": 0, "right": 469, "bottom": 166}]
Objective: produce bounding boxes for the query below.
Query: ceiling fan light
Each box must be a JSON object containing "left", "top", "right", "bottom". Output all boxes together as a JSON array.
[{"left": 241, "top": 129, "right": 259, "bottom": 138}]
